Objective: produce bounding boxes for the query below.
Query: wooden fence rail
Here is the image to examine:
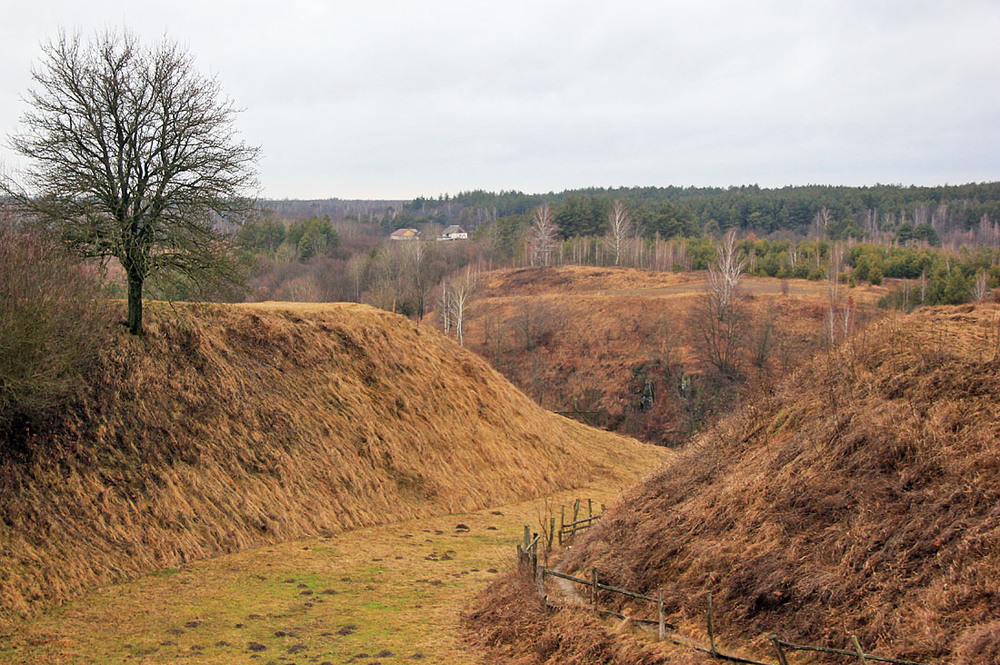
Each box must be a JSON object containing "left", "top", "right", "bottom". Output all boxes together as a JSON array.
[
  {"left": 769, "top": 636, "right": 932, "bottom": 665},
  {"left": 516, "top": 521, "right": 936, "bottom": 665},
  {"left": 557, "top": 498, "right": 605, "bottom": 545}
]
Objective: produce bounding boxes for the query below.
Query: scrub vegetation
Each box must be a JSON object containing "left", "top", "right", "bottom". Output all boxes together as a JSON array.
[{"left": 471, "top": 303, "right": 1000, "bottom": 664}]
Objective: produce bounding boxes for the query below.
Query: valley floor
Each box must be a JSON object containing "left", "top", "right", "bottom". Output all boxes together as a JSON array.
[{"left": 0, "top": 484, "right": 636, "bottom": 665}]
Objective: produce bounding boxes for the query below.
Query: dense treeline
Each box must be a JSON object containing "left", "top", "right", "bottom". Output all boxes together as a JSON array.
[
  {"left": 404, "top": 182, "right": 1000, "bottom": 248},
  {"left": 231, "top": 183, "right": 1000, "bottom": 314}
]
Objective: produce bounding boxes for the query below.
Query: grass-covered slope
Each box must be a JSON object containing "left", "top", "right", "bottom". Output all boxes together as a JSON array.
[
  {"left": 455, "top": 265, "right": 888, "bottom": 445},
  {"left": 561, "top": 304, "right": 1000, "bottom": 663},
  {"left": 0, "top": 302, "right": 661, "bottom": 625}
]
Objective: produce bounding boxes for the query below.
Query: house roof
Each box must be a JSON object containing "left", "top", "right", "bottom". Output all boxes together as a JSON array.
[
  {"left": 390, "top": 228, "right": 420, "bottom": 238},
  {"left": 442, "top": 225, "right": 466, "bottom": 235}
]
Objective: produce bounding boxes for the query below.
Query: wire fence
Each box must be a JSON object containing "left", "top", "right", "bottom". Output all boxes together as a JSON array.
[{"left": 515, "top": 503, "right": 935, "bottom": 665}]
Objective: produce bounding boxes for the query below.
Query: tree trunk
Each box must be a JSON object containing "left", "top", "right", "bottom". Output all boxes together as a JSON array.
[{"left": 127, "top": 270, "right": 144, "bottom": 336}]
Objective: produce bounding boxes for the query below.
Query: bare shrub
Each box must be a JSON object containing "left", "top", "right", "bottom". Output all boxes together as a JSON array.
[{"left": 0, "top": 223, "right": 108, "bottom": 445}]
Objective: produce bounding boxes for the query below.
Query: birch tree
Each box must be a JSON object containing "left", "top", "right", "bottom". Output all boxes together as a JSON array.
[
  {"left": 528, "top": 203, "right": 558, "bottom": 267},
  {"left": 606, "top": 199, "right": 632, "bottom": 266},
  {"left": 693, "top": 230, "right": 749, "bottom": 377},
  {"left": 447, "top": 266, "right": 478, "bottom": 346}
]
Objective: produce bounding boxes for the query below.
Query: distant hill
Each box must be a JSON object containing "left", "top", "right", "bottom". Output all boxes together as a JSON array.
[
  {"left": 0, "top": 302, "right": 662, "bottom": 625},
  {"left": 560, "top": 303, "right": 1000, "bottom": 663},
  {"left": 452, "top": 265, "right": 889, "bottom": 446}
]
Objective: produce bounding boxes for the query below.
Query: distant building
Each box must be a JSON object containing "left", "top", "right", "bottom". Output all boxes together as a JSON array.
[
  {"left": 389, "top": 228, "right": 421, "bottom": 241},
  {"left": 438, "top": 225, "right": 468, "bottom": 241}
]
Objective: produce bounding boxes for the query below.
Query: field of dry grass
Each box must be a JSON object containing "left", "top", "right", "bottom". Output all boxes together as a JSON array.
[
  {"left": 0, "top": 301, "right": 663, "bottom": 628},
  {"left": 539, "top": 303, "right": 1000, "bottom": 663},
  {"left": 452, "top": 265, "right": 889, "bottom": 445}
]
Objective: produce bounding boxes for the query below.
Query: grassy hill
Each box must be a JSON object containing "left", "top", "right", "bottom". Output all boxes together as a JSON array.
[
  {"left": 550, "top": 303, "right": 1000, "bottom": 663},
  {"left": 0, "top": 301, "right": 662, "bottom": 626},
  {"left": 454, "top": 265, "right": 889, "bottom": 445}
]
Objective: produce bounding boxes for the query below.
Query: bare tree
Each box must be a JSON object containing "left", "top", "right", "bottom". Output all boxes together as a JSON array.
[
  {"left": 438, "top": 278, "right": 452, "bottom": 335},
  {"left": 447, "top": 266, "right": 478, "bottom": 346},
  {"left": 606, "top": 199, "right": 632, "bottom": 266},
  {"left": 812, "top": 206, "right": 833, "bottom": 237},
  {"left": 972, "top": 271, "right": 991, "bottom": 302},
  {"left": 707, "top": 229, "right": 746, "bottom": 313},
  {"left": 528, "top": 203, "right": 558, "bottom": 267},
  {"left": 692, "top": 230, "right": 749, "bottom": 377},
  {"left": 827, "top": 243, "right": 843, "bottom": 344},
  {"left": 2, "top": 30, "right": 259, "bottom": 335}
]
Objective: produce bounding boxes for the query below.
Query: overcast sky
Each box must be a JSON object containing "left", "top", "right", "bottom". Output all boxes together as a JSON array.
[{"left": 2, "top": 1, "right": 998, "bottom": 199}]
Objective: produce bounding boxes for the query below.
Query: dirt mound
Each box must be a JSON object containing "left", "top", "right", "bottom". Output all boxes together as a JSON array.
[
  {"left": 0, "top": 301, "right": 661, "bottom": 625},
  {"left": 560, "top": 304, "right": 1000, "bottom": 663}
]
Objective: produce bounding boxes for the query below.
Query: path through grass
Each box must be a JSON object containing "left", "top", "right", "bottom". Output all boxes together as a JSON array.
[{"left": 0, "top": 485, "right": 628, "bottom": 665}]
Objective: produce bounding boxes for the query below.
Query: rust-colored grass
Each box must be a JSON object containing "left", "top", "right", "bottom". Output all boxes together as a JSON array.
[
  {"left": 0, "top": 301, "right": 663, "bottom": 627},
  {"left": 556, "top": 303, "right": 1000, "bottom": 663},
  {"left": 454, "top": 266, "right": 888, "bottom": 444}
]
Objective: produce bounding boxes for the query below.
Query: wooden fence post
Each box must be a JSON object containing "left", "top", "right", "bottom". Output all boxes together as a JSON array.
[
  {"left": 707, "top": 591, "right": 717, "bottom": 657},
  {"left": 559, "top": 505, "right": 565, "bottom": 546},
  {"left": 588, "top": 498, "right": 593, "bottom": 519},
  {"left": 850, "top": 634, "right": 868, "bottom": 665},
  {"left": 572, "top": 500, "right": 580, "bottom": 537},
  {"left": 531, "top": 532, "right": 538, "bottom": 576},
  {"left": 524, "top": 525, "right": 530, "bottom": 549},
  {"left": 657, "top": 588, "right": 665, "bottom": 641},
  {"left": 537, "top": 566, "right": 545, "bottom": 602},
  {"left": 548, "top": 517, "right": 555, "bottom": 552},
  {"left": 591, "top": 567, "right": 599, "bottom": 612},
  {"left": 768, "top": 634, "right": 789, "bottom": 665}
]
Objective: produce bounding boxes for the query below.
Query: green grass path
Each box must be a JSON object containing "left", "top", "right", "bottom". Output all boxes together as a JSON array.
[{"left": 0, "top": 486, "right": 623, "bottom": 665}]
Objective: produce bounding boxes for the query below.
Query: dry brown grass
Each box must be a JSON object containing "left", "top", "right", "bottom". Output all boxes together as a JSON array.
[
  {"left": 453, "top": 265, "right": 888, "bottom": 445},
  {"left": 558, "top": 303, "right": 1000, "bottom": 663},
  {"left": 0, "top": 301, "right": 663, "bottom": 627},
  {"left": 464, "top": 571, "right": 706, "bottom": 665}
]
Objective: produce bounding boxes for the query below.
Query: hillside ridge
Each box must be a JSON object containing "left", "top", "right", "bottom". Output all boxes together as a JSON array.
[
  {"left": 557, "top": 303, "right": 1000, "bottom": 663},
  {"left": 0, "top": 301, "right": 662, "bottom": 625}
]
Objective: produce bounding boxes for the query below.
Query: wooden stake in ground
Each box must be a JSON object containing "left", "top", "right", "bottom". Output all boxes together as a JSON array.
[
  {"left": 707, "top": 591, "right": 717, "bottom": 656},
  {"left": 591, "top": 568, "right": 598, "bottom": 612},
  {"left": 657, "top": 589, "right": 665, "bottom": 641},
  {"left": 851, "top": 634, "right": 868, "bottom": 665},
  {"left": 769, "top": 634, "right": 789, "bottom": 665}
]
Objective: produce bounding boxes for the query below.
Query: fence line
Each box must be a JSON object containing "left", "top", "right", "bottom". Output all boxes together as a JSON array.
[
  {"left": 515, "top": 518, "right": 936, "bottom": 665},
  {"left": 556, "top": 498, "right": 605, "bottom": 546}
]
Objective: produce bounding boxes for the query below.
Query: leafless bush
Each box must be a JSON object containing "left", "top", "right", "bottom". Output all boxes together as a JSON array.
[{"left": 0, "top": 223, "right": 108, "bottom": 446}]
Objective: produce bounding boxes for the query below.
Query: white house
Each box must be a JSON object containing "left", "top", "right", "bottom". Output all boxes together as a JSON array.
[{"left": 438, "top": 225, "right": 468, "bottom": 241}]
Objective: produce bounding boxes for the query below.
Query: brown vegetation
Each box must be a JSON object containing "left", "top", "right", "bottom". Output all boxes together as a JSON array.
[
  {"left": 557, "top": 303, "right": 1000, "bottom": 663},
  {"left": 464, "top": 572, "right": 697, "bottom": 665},
  {"left": 451, "top": 265, "right": 888, "bottom": 446},
  {"left": 0, "top": 301, "right": 661, "bottom": 626},
  {"left": 0, "top": 224, "right": 109, "bottom": 443}
]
